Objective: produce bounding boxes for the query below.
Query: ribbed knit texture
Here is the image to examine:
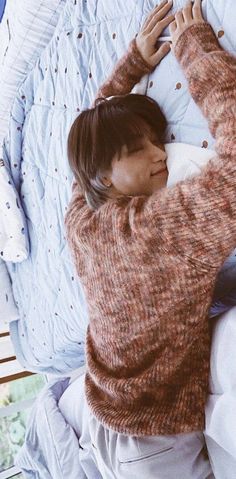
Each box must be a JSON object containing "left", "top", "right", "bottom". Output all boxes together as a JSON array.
[
  {"left": 64, "top": 23, "right": 236, "bottom": 436},
  {"left": 94, "top": 38, "right": 154, "bottom": 102}
]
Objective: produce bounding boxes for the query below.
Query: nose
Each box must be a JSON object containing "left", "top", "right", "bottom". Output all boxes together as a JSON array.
[{"left": 151, "top": 146, "right": 167, "bottom": 164}]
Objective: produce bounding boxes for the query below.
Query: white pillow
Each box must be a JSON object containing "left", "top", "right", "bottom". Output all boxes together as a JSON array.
[
  {"left": 0, "top": 0, "right": 66, "bottom": 144},
  {"left": 165, "top": 142, "right": 216, "bottom": 186}
]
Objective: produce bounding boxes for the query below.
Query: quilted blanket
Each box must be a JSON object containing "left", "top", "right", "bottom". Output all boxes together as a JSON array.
[
  {"left": 14, "top": 378, "right": 98, "bottom": 479},
  {"left": 3, "top": 0, "right": 236, "bottom": 373}
]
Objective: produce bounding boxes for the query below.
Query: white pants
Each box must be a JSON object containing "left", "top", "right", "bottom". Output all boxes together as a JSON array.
[
  {"left": 89, "top": 414, "right": 214, "bottom": 479},
  {"left": 59, "top": 373, "right": 214, "bottom": 479}
]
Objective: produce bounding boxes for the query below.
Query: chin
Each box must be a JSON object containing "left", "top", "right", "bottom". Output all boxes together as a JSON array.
[
  {"left": 152, "top": 173, "right": 168, "bottom": 192},
  {"left": 152, "top": 185, "right": 166, "bottom": 194}
]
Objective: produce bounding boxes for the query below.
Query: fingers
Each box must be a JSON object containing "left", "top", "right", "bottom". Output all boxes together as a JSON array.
[
  {"left": 192, "top": 0, "right": 204, "bottom": 21},
  {"left": 174, "top": 10, "right": 184, "bottom": 28},
  {"left": 182, "top": 1, "right": 193, "bottom": 22},
  {"left": 169, "top": 19, "right": 177, "bottom": 34},
  {"left": 179, "top": 0, "right": 204, "bottom": 24},
  {"left": 142, "top": 1, "right": 168, "bottom": 31},
  {"left": 153, "top": 41, "right": 171, "bottom": 64},
  {"left": 170, "top": 0, "right": 204, "bottom": 35},
  {"left": 150, "top": 13, "right": 175, "bottom": 37},
  {"left": 143, "top": 0, "right": 173, "bottom": 34}
]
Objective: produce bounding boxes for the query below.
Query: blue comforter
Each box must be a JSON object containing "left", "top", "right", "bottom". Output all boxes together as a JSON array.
[
  {"left": 14, "top": 378, "right": 100, "bottom": 479},
  {"left": 0, "top": 0, "right": 6, "bottom": 22},
  {"left": 4, "top": 0, "right": 236, "bottom": 374}
]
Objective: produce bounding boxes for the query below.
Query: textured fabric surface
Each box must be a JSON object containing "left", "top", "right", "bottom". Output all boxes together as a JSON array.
[
  {"left": 95, "top": 37, "right": 153, "bottom": 102},
  {"left": 89, "top": 415, "right": 213, "bottom": 479},
  {"left": 0, "top": 0, "right": 66, "bottom": 338},
  {"left": 60, "top": 375, "right": 213, "bottom": 479},
  {"left": 0, "top": 0, "right": 66, "bottom": 144},
  {"left": 0, "top": 159, "right": 28, "bottom": 261},
  {"left": 64, "top": 23, "right": 236, "bottom": 435},
  {"left": 4, "top": 0, "right": 236, "bottom": 374},
  {"left": 15, "top": 378, "right": 89, "bottom": 479},
  {"left": 204, "top": 435, "right": 236, "bottom": 479}
]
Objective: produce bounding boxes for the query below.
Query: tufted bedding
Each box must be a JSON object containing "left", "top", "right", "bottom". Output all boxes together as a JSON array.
[{"left": 2, "top": 0, "right": 236, "bottom": 374}]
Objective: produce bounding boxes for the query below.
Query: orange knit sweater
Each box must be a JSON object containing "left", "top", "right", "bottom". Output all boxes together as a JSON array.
[{"left": 64, "top": 23, "right": 236, "bottom": 436}]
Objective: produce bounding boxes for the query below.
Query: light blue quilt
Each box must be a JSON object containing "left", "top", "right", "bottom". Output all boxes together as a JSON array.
[
  {"left": 14, "top": 378, "right": 100, "bottom": 479},
  {"left": 4, "top": 0, "right": 236, "bottom": 373}
]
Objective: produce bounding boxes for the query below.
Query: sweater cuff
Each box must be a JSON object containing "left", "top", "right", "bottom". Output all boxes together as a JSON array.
[
  {"left": 94, "top": 38, "right": 154, "bottom": 102},
  {"left": 174, "top": 22, "right": 222, "bottom": 72},
  {"left": 128, "top": 38, "right": 155, "bottom": 75}
]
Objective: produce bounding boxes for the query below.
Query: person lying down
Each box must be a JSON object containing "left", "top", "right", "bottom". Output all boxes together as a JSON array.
[{"left": 64, "top": 0, "right": 236, "bottom": 477}]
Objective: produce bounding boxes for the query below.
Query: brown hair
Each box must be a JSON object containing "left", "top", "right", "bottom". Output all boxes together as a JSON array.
[{"left": 67, "top": 94, "right": 167, "bottom": 210}]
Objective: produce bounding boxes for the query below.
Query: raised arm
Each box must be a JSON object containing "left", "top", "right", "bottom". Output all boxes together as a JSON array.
[
  {"left": 94, "top": 39, "right": 153, "bottom": 101},
  {"left": 139, "top": 16, "right": 236, "bottom": 270},
  {"left": 94, "top": 2, "right": 174, "bottom": 102}
]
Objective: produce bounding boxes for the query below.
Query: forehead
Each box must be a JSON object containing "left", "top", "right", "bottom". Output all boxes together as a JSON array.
[
  {"left": 124, "top": 126, "right": 157, "bottom": 147},
  {"left": 123, "top": 128, "right": 160, "bottom": 151}
]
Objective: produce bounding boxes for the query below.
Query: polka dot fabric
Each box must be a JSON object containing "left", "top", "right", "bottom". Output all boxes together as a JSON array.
[
  {"left": 0, "top": 0, "right": 66, "bottom": 145},
  {"left": 0, "top": 148, "right": 28, "bottom": 263},
  {"left": 3, "top": 0, "right": 236, "bottom": 374}
]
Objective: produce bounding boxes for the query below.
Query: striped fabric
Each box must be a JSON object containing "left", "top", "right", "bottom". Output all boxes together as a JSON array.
[{"left": 0, "top": 0, "right": 66, "bottom": 144}]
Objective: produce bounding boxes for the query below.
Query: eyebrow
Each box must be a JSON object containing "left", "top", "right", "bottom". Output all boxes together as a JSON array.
[
  {"left": 128, "top": 137, "right": 143, "bottom": 148},
  {"left": 126, "top": 132, "right": 159, "bottom": 152}
]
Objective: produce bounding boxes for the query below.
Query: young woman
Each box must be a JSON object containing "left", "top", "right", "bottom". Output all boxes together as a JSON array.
[{"left": 64, "top": 0, "right": 236, "bottom": 477}]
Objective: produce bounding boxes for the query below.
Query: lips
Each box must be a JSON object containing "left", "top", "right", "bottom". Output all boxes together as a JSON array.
[{"left": 151, "top": 168, "right": 167, "bottom": 176}]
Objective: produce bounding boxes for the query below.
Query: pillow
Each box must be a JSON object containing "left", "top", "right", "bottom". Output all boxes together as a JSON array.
[
  {"left": 165, "top": 142, "right": 216, "bottom": 186},
  {"left": 0, "top": 0, "right": 66, "bottom": 144}
]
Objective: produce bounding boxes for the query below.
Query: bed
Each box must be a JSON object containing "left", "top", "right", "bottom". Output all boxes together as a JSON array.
[
  {"left": 1, "top": 0, "right": 236, "bottom": 375},
  {"left": 0, "top": 0, "right": 67, "bottom": 333},
  {"left": 0, "top": 0, "right": 236, "bottom": 476}
]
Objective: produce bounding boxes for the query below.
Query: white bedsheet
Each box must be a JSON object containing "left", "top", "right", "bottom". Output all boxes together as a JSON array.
[{"left": 205, "top": 307, "right": 236, "bottom": 459}]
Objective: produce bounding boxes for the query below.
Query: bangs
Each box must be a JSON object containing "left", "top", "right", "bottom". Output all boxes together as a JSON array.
[
  {"left": 96, "top": 107, "right": 153, "bottom": 162},
  {"left": 90, "top": 94, "right": 166, "bottom": 173}
]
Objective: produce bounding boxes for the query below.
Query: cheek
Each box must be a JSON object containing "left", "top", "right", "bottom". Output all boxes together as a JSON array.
[{"left": 111, "top": 164, "right": 137, "bottom": 190}]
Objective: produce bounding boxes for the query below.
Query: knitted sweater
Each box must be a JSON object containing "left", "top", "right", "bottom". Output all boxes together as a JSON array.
[{"left": 64, "top": 23, "right": 236, "bottom": 436}]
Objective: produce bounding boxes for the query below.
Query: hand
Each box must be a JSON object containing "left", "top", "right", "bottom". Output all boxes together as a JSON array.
[
  {"left": 136, "top": 0, "right": 175, "bottom": 68},
  {"left": 169, "top": 0, "right": 206, "bottom": 50}
]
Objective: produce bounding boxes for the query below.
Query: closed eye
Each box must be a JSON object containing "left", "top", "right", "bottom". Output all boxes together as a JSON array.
[
  {"left": 128, "top": 143, "right": 143, "bottom": 154},
  {"left": 129, "top": 146, "right": 143, "bottom": 154},
  {"left": 128, "top": 137, "right": 160, "bottom": 154}
]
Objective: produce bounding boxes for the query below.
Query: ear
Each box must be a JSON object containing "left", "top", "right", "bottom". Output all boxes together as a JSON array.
[{"left": 101, "top": 175, "right": 112, "bottom": 188}]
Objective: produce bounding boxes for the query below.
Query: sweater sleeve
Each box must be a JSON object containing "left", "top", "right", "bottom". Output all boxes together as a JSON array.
[
  {"left": 93, "top": 38, "right": 154, "bottom": 103},
  {"left": 138, "top": 22, "right": 236, "bottom": 271},
  {"left": 64, "top": 180, "right": 87, "bottom": 260}
]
